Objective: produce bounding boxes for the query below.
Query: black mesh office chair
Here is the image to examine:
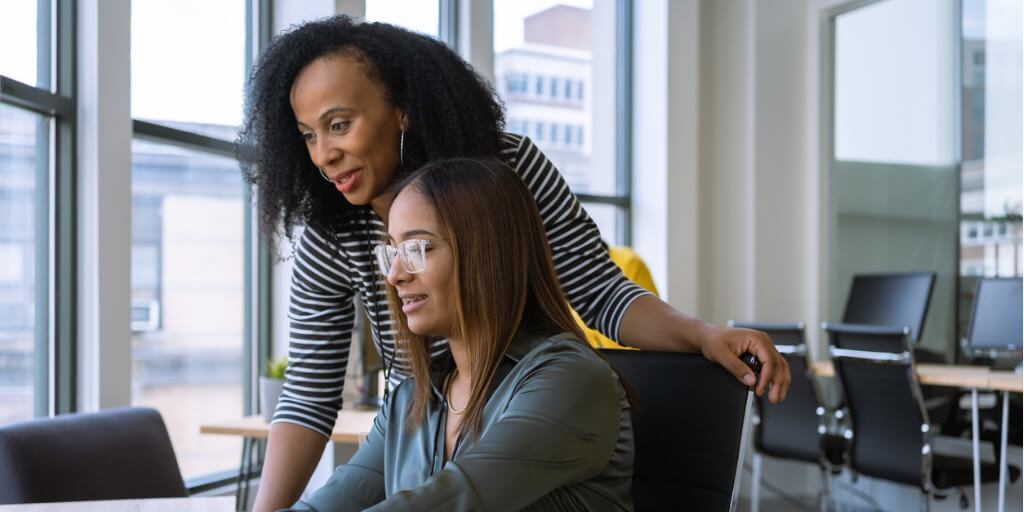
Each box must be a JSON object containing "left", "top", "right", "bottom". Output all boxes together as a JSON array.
[
  {"left": 0, "top": 407, "right": 187, "bottom": 504},
  {"left": 598, "top": 350, "right": 755, "bottom": 512},
  {"left": 728, "top": 321, "right": 846, "bottom": 512},
  {"left": 823, "top": 323, "right": 1019, "bottom": 511}
]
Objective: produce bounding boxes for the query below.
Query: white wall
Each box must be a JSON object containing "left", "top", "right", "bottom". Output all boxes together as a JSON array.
[{"left": 631, "top": 0, "right": 824, "bottom": 341}]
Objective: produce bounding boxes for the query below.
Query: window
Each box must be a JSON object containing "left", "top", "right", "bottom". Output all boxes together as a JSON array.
[
  {"left": 505, "top": 72, "right": 529, "bottom": 95},
  {"left": 829, "top": 0, "right": 1022, "bottom": 360},
  {"left": 131, "top": 0, "right": 249, "bottom": 480},
  {"left": 493, "top": 0, "right": 630, "bottom": 243},
  {"left": 130, "top": 140, "right": 246, "bottom": 478},
  {"left": 0, "top": 105, "right": 46, "bottom": 425},
  {"left": 957, "top": 0, "right": 1022, "bottom": 341},
  {"left": 0, "top": 2, "right": 42, "bottom": 87},
  {"left": 0, "top": 0, "right": 71, "bottom": 426},
  {"left": 829, "top": 0, "right": 960, "bottom": 356},
  {"left": 366, "top": 0, "right": 441, "bottom": 39}
]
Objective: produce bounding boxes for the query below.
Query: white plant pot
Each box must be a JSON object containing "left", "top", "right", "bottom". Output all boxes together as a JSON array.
[{"left": 260, "top": 377, "right": 285, "bottom": 423}]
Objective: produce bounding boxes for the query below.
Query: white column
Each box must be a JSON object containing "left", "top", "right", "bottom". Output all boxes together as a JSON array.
[
  {"left": 334, "top": 0, "right": 366, "bottom": 18},
  {"left": 76, "top": 0, "right": 132, "bottom": 411},
  {"left": 697, "top": 0, "right": 756, "bottom": 325},
  {"left": 631, "top": 0, "right": 701, "bottom": 313},
  {"left": 457, "top": 0, "right": 494, "bottom": 85}
]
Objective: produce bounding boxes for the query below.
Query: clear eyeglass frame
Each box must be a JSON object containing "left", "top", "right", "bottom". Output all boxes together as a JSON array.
[{"left": 374, "top": 239, "right": 434, "bottom": 276}]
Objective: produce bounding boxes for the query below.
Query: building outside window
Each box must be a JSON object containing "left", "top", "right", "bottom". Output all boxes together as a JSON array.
[{"left": 493, "top": 1, "right": 627, "bottom": 243}]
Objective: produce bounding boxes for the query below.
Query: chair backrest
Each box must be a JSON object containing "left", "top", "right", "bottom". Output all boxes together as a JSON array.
[
  {"left": 824, "top": 323, "right": 929, "bottom": 487},
  {"left": 729, "top": 322, "right": 824, "bottom": 465},
  {"left": 0, "top": 407, "right": 187, "bottom": 504},
  {"left": 842, "top": 272, "right": 935, "bottom": 343},
  {"left": 598, "top": 350, "right": 753, "bottom": 512}
]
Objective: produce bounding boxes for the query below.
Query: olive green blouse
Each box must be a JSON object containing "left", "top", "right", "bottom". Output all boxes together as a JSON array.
[{"left": 284, "top": 332, "right": 634, "bottom": 512}]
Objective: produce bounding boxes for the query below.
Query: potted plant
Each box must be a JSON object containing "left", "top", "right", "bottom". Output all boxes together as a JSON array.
[{"left": 260, "top": 357, "right": 287, "bottom": 423}]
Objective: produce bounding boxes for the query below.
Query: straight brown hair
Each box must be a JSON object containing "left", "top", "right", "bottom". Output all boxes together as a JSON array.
[{"left": 384, "top": 158, "right": 586, "bottom": 440}]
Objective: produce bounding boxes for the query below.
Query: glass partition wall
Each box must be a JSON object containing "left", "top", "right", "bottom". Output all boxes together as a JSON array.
[{"left": 828, "top": 0, "right": 1022, "bottom": 358}]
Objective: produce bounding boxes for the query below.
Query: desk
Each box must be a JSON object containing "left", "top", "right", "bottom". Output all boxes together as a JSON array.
[
  {"left": 0, "top": 497, "right": 233, "bottom": 512},
  {"left": 811, "top": 361, "right": 1022, "bottom": 512},
  {"left": 200, "top": 410, "right": 377, "bottom": 511}
]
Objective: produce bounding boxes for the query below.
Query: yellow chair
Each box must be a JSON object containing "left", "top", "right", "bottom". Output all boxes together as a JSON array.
[{"left": 574, "top": 246, "right": 658, "bottom": 350}]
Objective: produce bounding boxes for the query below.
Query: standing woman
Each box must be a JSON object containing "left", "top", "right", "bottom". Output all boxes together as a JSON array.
[{"left": 238, "top": 15, "right": 789, "bottom": 512}]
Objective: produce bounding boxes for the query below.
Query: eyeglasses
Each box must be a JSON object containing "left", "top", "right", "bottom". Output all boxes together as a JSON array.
[{"left": 373, "top": 239, "right": 436, "bottom": 275}]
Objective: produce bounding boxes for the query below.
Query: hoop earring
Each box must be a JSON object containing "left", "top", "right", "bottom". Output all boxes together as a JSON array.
[
  {"left": 318, "top": 168, "right": 332, "bottom": 182},
  {"left": 399, "top": 130, "right": 405, "bottom": 168}
]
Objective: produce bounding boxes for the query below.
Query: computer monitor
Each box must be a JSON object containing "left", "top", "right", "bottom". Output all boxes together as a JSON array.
[
  {"left": 966, "top": 277, "right": 1023, "bottom": 355},
  {"left": 842, "top": 272, "right": 936, "bottom": 343}
]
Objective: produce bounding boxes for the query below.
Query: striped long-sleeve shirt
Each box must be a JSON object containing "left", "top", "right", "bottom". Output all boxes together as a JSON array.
[{"left": 274, "top": 133, "right": 652, "bottom": 437}]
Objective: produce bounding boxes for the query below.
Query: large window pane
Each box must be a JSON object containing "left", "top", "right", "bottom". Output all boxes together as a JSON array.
[
  {"left": 834, "top": 0, "right": 956, "bottom": 165},
  {"left": 366, "top": 0, "right": 440, "bottom": 38},
  {"left": 130, "top": 140, "right": 245, "bottom": 478},
  {"left": 494, "top": 0, "right": 617, "bottom": 196},
  {"left": 957, "top": 0, "right": 1023, "bottom": 338},
  {"left": 0, "top": 105, "right": 47, "bottom": 425},
  {"left": 0, "top": 1, "right": 40, "bottom": 86},
  {"left": 829, "top": 0, "right": 959, "bottom": 355},
  {"left": 131, "top": 0, "right": 246, "bottom": 131}
]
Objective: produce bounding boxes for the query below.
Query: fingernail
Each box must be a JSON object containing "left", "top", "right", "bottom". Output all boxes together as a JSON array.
[{"left": 743, "top": 374, "right": 756, "bottom": 386}]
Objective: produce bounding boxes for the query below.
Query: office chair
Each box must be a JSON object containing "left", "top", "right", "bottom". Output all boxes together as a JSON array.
[
  {"left": 728, "top": 321, "right": 846, "bottom": 512},
  {"left": 598, "top": 350, "right": 756, "bottom": 512},
  {"left": 842, "top": 272, "right": 959, "bottom": 433},
  {"left": 0, "top": 407, "right": 187, "bottom": 504},
  {"left": 823, "top": 323, "right": 1019, "bottom": 512}
]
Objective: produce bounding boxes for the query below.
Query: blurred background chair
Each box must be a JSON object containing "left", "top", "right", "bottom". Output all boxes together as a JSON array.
[
  {"left": 598, "top": 349, "right": 756, "bottom": 512},
  {"left": 0, "top": 406, "right": 187, "bottom": 505},
  {"left": 823, "top": 323, "right": 1019, "bottom": 512},
  {"left": 728, "top": 321, "right": 846, "bottom": 512},
  {"left": 841, "top": 272, "right": 960, "bottom": 434}
]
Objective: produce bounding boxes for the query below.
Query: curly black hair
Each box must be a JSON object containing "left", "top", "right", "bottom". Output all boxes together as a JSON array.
[{"left": 237, "top": 15, "right": 505, "bottom": 250}]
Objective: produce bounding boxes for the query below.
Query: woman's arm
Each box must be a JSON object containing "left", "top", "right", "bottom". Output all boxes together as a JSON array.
[
  {"left": 505, "top": 135, "right": 789, "bottom": 402},
  {"left": 618, "top": 295, "right": 791, "bottom": 403},
  {"left": 252, "top": 423, "right": 329, "bottom": 512},
  {"left": 253, "top": 226, "right": 360, "bottom": 512},
  {"left": 365, "top": 348, "right": 625, "bottom": 511}
]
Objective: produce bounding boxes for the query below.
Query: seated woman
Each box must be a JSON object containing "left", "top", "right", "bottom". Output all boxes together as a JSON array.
[{"left": 286, "top": 158, "right": 634, "bottom": 511}]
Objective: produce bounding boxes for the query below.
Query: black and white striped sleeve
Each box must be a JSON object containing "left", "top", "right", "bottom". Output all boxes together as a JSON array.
[
  {"left": 500, "top": 134, "right": 653, "bottom": 344},
  {"left": 272, "top": 225, "right": 356, "bottom": 438}
]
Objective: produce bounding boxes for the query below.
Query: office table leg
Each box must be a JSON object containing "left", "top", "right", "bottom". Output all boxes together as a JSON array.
[
  {"left": 237, "top": 437, "right": 253, "bottom": 512},
  {"left": 998, "top": 391, "right": 1009, "bottom": 512},
  {"left": 971, "top": 388, "right": 981, "bottom": 512}
]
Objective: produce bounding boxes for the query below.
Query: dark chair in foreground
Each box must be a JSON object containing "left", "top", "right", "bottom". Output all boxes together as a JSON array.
[
  {"left": 599, "top": 350, "right": 755, "bottom": 512},
  {"left": 823, "top": 323, "right": 1020, "bottom": 512},
  {"left": 728, "top": 321, "right": 846, "bottom": 512},
  {"left": 0, "top": 406, "right": 187, "bottom": 505}
]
